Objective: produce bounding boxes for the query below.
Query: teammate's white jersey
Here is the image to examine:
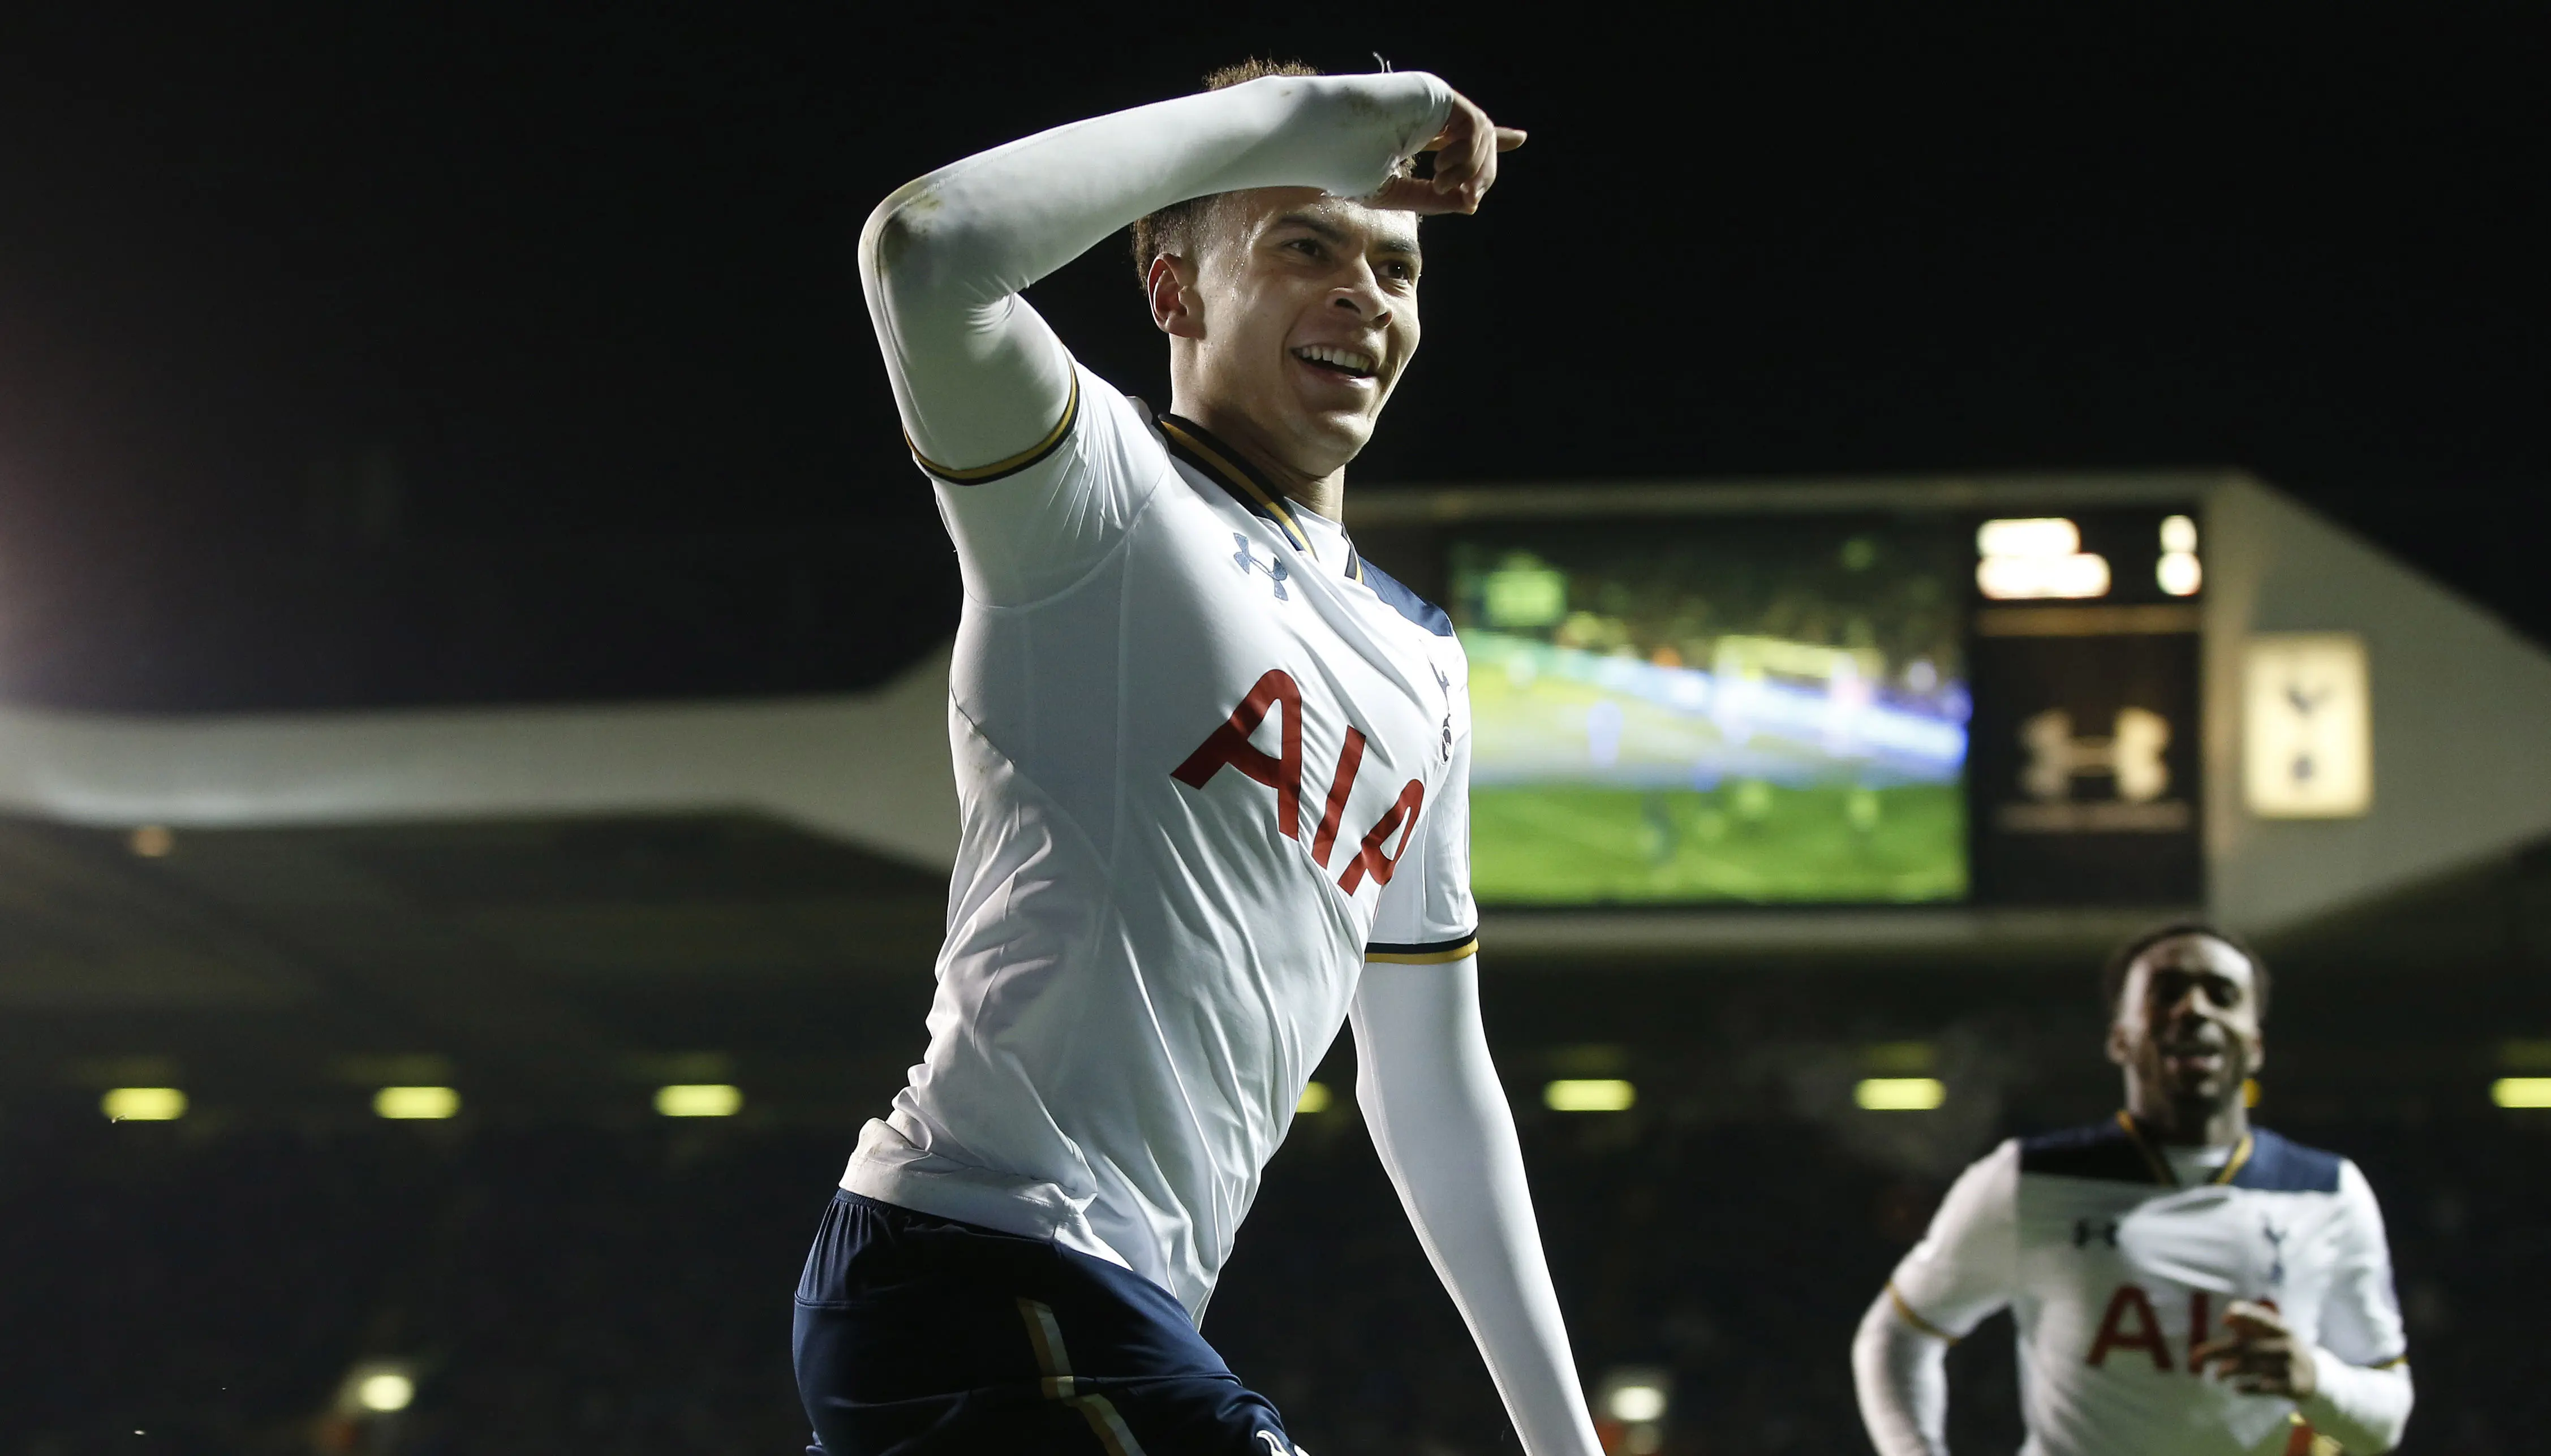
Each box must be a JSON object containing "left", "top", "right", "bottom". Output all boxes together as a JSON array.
[
  {"left": 1887, "top": 1115, "right": 2407, "bottom": 1455},
  {"left": 842, "top": 364, "right": 1477, "bottom": 1320}
]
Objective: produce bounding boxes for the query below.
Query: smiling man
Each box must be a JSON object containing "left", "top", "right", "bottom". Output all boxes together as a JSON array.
[
  {"left": 794, "top": 61, "right": 1602, "bottom": 1456},
  {"left": 1852, "top": 923, "right": 2414, "bottom": 1455}
]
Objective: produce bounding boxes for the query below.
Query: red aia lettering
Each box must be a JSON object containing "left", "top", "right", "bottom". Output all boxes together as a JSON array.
[
  {"left": 1171, "top": 669, "right": 1304, "bottom": 838},
  {"left": 2085, "top": 1283, "right": 2170, "bottom": 1371},
  {"left": 1336, "top": 779, "right": 1425, "bottom": 894},
  {"left": 1173, "top": 673, "right": 1419, "bottom": 894},
  {"left": 1308, "top": 727, "right": 1367, "bottom": 868},
  {"left": 2186, "top": 1289, "right": 2211, "bottom": 1373}
]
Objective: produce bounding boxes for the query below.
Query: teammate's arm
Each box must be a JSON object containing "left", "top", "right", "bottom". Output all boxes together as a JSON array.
[
  {"left": 858, "top": 71, "right": 1460, "bottom": 474},
  {"left": 1851, "top": 1143, "right": 2021, "bottom": 1456},
  {"left": 1350, "top": 956, "right": 1603, "bottom": 1456}
]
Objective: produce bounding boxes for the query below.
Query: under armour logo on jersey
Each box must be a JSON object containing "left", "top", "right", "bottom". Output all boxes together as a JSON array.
[
  {"left": 2072, "top": 1217, "right": 2119, "bottom": 1249},
  {"left": 1232, "top": 533, "right": 1289, "bottom": 600}
]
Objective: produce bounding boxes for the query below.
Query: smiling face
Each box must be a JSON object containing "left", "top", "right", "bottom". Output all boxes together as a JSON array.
[
  {"left": 2107, "top": 933, "right": 2266, "bottom": 1137},
  {"left": 1148, "top": 187, "right": 1421, "bottom": 490}
]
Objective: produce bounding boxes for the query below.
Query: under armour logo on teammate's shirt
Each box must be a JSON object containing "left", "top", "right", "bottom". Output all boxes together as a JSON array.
[
  {"left": 1232, "top": 534, "right": 1289, "bottom": 600},
  {"left": 2073, "top": 1217, "right": 2120, "bottom": 1248}
]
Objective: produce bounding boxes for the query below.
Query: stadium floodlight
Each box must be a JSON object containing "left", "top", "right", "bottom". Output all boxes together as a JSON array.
[
  {"left": 2159, "top": 514, "right": 2199, "bottom": 553},
  {"left": 1295, "top": 1081, "right": 1332, "bottom": 1114},
  {"left": 373, "top": 1085, "right": 460, "bottom": 1120},
  {"left": 655, "top": 1083, "right": 744, "bottom": 1117},
  {"left": 336, "top": 1359, "right": 418, "bottom": 1416},
  {"left": 1854, "top": 1077, "right": 1947, "bottom": 1111},
  {"left": 358, "top": 1372, "right": 415, "bottom": 1412},
  {"left": 1543, "top": 1079, "right": 1636, "bottom": 1113},
  {"left": 2492, "top": 1078, "right": 2551, "bottom": 1109},
  {"left": 102, "top": 1087, "right": 187, "bottom": 1121}
]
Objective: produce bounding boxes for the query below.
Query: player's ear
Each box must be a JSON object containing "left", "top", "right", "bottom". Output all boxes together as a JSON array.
[
  {"left": 1147, "top": 253, "right": 1206, "bottom": 341},
  {"left": 2104, "top": 1019, "right": 2132, "bottom": 1069}
]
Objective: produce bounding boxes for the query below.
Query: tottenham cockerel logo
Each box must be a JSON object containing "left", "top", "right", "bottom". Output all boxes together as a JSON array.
[{"left": 1173, "top": 669, "right": 1422, "bottom": 893}]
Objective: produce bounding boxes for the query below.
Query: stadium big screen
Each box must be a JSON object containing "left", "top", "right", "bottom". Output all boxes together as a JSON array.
[{"left": 1445, "top": 515, "right": 1972, "bottom": 905}]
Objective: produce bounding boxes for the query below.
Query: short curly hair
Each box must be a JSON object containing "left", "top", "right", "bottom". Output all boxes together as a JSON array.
[
  {"left": 1125, "top": 58, "right": 1414, "bottom": 287},
  {"left": 2100, "top": 919, "right": 2270, "bottom": 1022}
]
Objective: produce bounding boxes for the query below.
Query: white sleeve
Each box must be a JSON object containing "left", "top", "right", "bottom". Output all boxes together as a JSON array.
[
  {"left": 1853, "top": 1293, "right": 1950, "bottom": 1456},
  {"left": 858, "top": 69, "right": 1449, "bottom": 503},
  {"left": 1853, "top": 1143, "right": 2021, "bottom": 1456},
  {"left": 1351, "top": 957, "right": 1601, "bottom": 1456},
  {"left": 2295, "top": 1160, "right": 2414, "bottom": 1452}
]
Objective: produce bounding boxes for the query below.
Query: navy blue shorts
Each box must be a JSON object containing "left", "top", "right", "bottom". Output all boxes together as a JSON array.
[{"left": 793, "top": 1188, "right": 1302, "bottom": 1455}]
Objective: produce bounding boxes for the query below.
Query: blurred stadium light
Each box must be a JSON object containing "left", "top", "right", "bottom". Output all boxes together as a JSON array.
[
  {"left": 2491, "top": 1078, "right": 2551, "bottom": 1109},
  {"left": 1544, "top": 1079, "right": 1636, "bottom": 1112},
  {"left": 1855, "top": 1078, "right": 1947, "bottom": 1111},
  {"left": 335, "top": 1359, "right": 417, "bottom": 1415},
  {"left": 655, "top": 1084, "right": 743, "bottom": 1117},
  {"left": 1594, "top": 1364, "right": 1671, "bottom": 1453},
  {"left": 373, "top": 1085, "right": 460, "bottom": 1120},
  {"left": 101, "top": 1087, "right": 186, "bottom": 1121}
]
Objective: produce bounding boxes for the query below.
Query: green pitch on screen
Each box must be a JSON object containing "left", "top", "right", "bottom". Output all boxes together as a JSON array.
[{"left": 1471, "top": 782, "right": 1967, "bottom": 904}]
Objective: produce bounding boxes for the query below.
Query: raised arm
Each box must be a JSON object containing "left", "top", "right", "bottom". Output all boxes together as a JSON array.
[
  {"left": 1352, "top": 956, "right": 1602, "bottom": 1456},
  {"left": 858, "top": 71, "right": 1453, "bottom": 474}
]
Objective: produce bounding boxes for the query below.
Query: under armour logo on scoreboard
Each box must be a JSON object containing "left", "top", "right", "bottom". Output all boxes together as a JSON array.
[
  {"left": 1232, "top": 533, "right": 1289, "bottom": 600},
  {"left": 2019, "top": 707, "right": 2171, "bottom": 803}
]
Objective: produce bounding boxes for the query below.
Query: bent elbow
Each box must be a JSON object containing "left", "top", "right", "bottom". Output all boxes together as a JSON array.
[{"left": 858, "top": 179, "right": 937, "bottom": 297}]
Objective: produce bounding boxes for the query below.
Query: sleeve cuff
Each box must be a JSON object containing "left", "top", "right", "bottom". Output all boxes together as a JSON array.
[{"left": 1365, "top": 930, "right": 1478, "bottom": 964}]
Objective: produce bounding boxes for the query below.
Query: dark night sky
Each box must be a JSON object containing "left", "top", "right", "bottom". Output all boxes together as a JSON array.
[{"left": 0, "top": 8, "right": 2541, "bottom": 710}]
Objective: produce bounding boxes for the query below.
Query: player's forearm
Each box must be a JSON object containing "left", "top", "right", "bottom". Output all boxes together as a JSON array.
[
  {"left": 860, "top": 71, "right": 1451, "bottom": 467},
  {"left": 1852, "top": 1291, "right": 1951, "bottom": 1456},
  {"left": 2298, "top": 1352, "right": 2412, "bottom": 1454},
  {"left": 1352, "top": 960, "right": 1602, "bottom": 1456}
]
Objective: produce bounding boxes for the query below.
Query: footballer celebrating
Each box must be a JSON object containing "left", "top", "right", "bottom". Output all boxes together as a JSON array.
[
  {"left": 1853, "top": 924, "right": 2413, "bottom": 1455},
  {"left": 795, "top": 60, "right": 1603, "bottom": 1456}
]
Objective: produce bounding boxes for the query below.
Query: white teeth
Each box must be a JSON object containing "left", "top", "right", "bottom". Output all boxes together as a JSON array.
[{"left": 1293, "top": 344, "right": 1376, "bottom": 376}]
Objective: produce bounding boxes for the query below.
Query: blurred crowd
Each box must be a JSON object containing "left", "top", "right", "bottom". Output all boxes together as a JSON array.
[{"left": 0, "top": 1101, "right": 2535, "bottom": 1455}]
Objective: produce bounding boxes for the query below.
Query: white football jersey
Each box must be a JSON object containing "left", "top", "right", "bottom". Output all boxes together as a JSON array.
[
  {"left": 1888, "top": 1115, "right": 2407, "bottom": 1456},
  {"left": 842, "top": 363, "right": 1477, "bottom": 1321}
]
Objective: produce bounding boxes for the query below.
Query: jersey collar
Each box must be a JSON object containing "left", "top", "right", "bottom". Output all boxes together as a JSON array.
[
  {"left": 2114, "top": 1109, "right": 2255, "bottom": 1188},
  {"left": 1155, "top": 412, "right": 1366, "bottom": 582}
]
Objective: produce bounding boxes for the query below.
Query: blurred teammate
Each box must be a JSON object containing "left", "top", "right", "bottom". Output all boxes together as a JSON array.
[
  {"left": 1853, "top": 923, "right": 2412, "bottom": 1455},
  {"left": 795, "top": 61, "right": 1602, "bottom": 1456}
]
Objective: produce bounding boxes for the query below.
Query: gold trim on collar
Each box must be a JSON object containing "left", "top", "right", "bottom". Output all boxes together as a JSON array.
[
  {"left": 2116, "top": 1110, "right": 2253, "bottom": 1188},
  {"left": 1156, "top": 415, "right": 1312, "bottom": 552},
  {"left": 2115, "top": 1110, "right": 2174, "bottom": 1186},
  {"left": 2212, "top": 1132, "right": 2255, "bottom": 1186},
  {"left": 910, "top": 374, "right": 1080, "bottom": 484}
]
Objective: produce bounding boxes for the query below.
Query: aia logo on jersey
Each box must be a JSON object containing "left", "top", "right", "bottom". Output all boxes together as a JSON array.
[
  {"left": 2085, "top": 1283, "right": 2273, "bottom": 1373},
  {"left": 1172, "top": 668, "right": 1422, "bottom": 893}
]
